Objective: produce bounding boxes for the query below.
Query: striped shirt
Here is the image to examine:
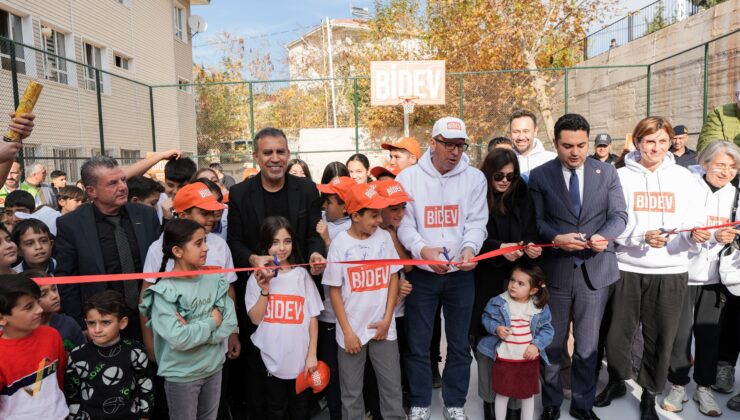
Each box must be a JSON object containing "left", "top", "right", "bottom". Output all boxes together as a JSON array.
[{"left": 496, "top": 300, "right": 534, "bottom": 361}]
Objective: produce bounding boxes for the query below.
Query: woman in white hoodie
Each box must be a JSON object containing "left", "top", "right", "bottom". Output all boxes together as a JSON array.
[
  {"left": 662, "top": 141, "right": 740, "bottom": 416},
  {"left": 596, "top": 117, "right": 710, "bottom": 420}
]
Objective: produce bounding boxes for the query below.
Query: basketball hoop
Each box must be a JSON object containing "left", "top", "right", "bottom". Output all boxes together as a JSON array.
[{"left": 399, "top": 95, "right": 419, "bottom": 137}]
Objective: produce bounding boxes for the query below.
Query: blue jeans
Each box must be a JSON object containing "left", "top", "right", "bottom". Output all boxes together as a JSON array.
[{"left": 404, "top": 268, "right": 474, "bottom": 407}]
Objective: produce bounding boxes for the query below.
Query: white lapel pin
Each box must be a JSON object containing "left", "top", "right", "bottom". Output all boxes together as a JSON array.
[{"left": 596, "top": 169, "right": 601, "bottom": 174}]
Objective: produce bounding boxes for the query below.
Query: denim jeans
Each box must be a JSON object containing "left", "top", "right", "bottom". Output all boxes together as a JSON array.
[
  {"left": 164, "top": 370, "right": 222, "bottom": 420},
  {"left": 404, "top": 268, "right": 474, "bottom": 407}
]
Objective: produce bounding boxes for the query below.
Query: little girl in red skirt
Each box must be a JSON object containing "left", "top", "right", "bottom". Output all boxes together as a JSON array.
[{"left": 478, "top": 263, "right": 554, "bottom": 420}]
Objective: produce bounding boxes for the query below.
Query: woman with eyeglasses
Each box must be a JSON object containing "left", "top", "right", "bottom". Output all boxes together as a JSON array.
[
  {"left": 662, "top": 140, "right": 740, "bottom": 416},
  {"left": 472, "top": 148, "right": 542, "bottom": 420}
]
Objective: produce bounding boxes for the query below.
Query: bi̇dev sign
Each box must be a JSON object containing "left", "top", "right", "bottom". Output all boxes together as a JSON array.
[{"left": 370, "top": 60, "right": 446, "bottom": 106}]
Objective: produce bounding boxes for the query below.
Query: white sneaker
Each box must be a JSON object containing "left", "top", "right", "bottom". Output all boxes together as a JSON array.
[
  {"left": 694, "top": 386, "right": 722, "bottom": 417},
  {"left": 443, "top": 406, "right": 468, "bottom": 420},
  {"left": 408, "top": 406, "right": 431, "bottom": 420},
  {"left": 662, "top": 385, "right": 688, "bottom": 412},
  {"left": 712, "top": 362, "right": 735, "bottom": 394}
]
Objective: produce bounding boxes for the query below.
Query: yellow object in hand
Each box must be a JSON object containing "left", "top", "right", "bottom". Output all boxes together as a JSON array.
[{"left": 4, "top": 81, "right": 43, "bottom": 143}]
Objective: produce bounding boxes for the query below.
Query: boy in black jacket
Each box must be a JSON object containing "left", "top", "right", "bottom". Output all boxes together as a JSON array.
[{"left": 65, "top": 290, "right": 154, "bottom": 419}]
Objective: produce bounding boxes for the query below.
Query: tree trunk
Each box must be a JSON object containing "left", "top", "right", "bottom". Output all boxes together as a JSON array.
[{"left": 524, "top": 50, "right": 555, "bottom": 144}]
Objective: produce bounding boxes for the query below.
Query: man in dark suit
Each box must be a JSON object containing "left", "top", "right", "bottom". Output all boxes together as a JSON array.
[
  {"left": 227, "top": 127, "right": 326, "bottom": 418},
  {"left": 56, "top": 155, "right": 161, "bottom": 341},
  {"left": 529, "top": 114, "right": 627, "bottom": 420}
]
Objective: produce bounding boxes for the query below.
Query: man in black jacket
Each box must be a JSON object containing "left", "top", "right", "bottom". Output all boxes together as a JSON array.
[
  {"left": 56, "top": 156, "right": 161, "bottom": 341},
  {"left": 227, "top": 127, "right": 326, "bottom": 418}
]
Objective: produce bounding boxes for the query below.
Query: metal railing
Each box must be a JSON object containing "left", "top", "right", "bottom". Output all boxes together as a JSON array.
[{"left": 583, "top": 0, "right": 702, "bottom": 59}]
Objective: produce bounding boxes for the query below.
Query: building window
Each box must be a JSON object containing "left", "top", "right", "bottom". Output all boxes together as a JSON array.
[
  {"left": 53, "top": 148, "right": 79, "bottom": 182},
  {"left": 0, "top": 10, "right": 26, "bottom": 74},
  {"left": 42, "top": 28, "right": 68, "bottom": 84},
  {"left": 22, "top": 143, "right": 39, "bottom": 165},
  {"left": 120, "top": 149, "right": 140, "bottom": 166},
  {"left": 83, "top": 43, "right": 103, "bottom": 91},
  {"left": 114, "top": 54, "right": 130, "bottom": 70},
  {"left": 178, "top": 79, "right": 191, "bottom": 93},
  {"left": 173, "top": 5, "right": 185, "bottom": 41}
]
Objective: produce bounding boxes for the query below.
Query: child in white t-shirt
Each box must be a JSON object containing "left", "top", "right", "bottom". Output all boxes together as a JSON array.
[
  {"left": 322, "top": 182, "right": 405, "bottom": 420},
  {"left": 315, "top": 175, "right": 355, "bottom": 420},
  {"left": 245, "top": 216, "right": 323, "bottom": 419}
]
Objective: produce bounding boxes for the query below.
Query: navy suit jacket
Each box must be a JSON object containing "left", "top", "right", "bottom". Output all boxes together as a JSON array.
[{"left": 528, "top": 157, "right": 627, "bottom": 289}]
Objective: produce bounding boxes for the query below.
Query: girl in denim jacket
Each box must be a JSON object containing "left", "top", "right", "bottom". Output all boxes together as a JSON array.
[{"left": 477, "top": 263, "right": 554, "bottom": 420}]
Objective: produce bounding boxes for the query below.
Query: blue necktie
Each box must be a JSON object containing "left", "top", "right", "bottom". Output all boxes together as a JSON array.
[
  {"left": 569, "top": 169, "right": 581, "bottom": 216},
  {"left": 569, "top": 169, "right": 584, "bottom": 266}
]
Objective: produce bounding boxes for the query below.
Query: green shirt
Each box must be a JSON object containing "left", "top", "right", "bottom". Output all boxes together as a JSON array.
[
  {"left": 139, "top": 273, "right": 237, "bottom": 382},
  {"left": 698, "top": 103, "right": 740, "bottom": 151}
]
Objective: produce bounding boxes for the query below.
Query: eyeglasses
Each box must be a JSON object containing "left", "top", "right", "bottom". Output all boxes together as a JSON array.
[
  {"left": 492, "top": 172, "right": 518, "bottom": 182},
  {"left": 435, "top": 138, "right": 469, "bottom": 152},
  {"left": 710, "top": 164, "right": 738, "bottom": 173}
]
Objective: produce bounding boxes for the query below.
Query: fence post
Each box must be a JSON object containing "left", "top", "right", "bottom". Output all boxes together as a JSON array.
[
  {"left": 646, "top": 64, "right": 652, "bottom": 117},
  {"left": 9, "top": 38, "right": 24, "bottom": 178},
  {"left": 149, "top": 86, "right": 157, "bottom": 152},
  {"left": 564, "top": 68, "right": 569, "bottom": 114},
  {"left": 9, "top": 40, "right": 19, "bottom": 108},
  {"left": 249, "top": 82, "right": 255, "bottom": 168},
  {"left": 95, "top": 69, "right": 105, "bottom": 154},
  {"left": 354, "top": 78, "right": 359, "bottom": 153},
  {"left": 458, "top": 75, "right": 464, "bottom": 120},
  {"left": 702, "top": 42, "right": 709, "bottom": 123}
]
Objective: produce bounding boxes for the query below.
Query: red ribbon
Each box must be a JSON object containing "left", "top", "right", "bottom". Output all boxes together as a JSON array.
[{"left": 33, "top": 222, "right": 740, "bottom": 286}]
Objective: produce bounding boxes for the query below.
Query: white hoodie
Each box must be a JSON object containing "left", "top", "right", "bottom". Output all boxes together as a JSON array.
[
  {"left": 687, "top": 166, "right": 739, "bottom": 285},
  {"left": 396, "top": 149, "right": 488, "bottom": 272},
  {"left": 615, "top": 151, "right": 705, "bottom": 274},
  {"left": 516, "top": 138, "right": 557, "bottom": 174}
]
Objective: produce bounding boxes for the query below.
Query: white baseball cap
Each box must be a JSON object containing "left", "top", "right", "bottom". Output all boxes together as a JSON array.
[{"left": 432, "top": 117, "right": 469, "bottom": 140}]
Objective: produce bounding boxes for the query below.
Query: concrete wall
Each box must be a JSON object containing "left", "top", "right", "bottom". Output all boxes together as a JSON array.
[{"left": 551, "top": 0, "right": 740, "bottom": 149}]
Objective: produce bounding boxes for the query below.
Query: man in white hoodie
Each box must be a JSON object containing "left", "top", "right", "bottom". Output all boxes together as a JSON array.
[
  {"left": 510, "top": 109, "right": 557, "bottom": 174},
  {"left": 396, "top": 117, "right": 488, "bottom": 420}
]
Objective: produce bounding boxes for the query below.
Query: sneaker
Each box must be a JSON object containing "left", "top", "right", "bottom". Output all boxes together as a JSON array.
[
  {"left": 662, "top": 385, "right": 688, "bottom": 412},
  {"left": 712, "top": 362, "right": 735, "bottom": 394},
  {"left": 693, "top": 386, "right": 722, "bottom": 417},
  {"left": 443, "top": 406, "right": 468, "bottom": 420},
  {"left": 409, "top": 406, "right": 431, "bottom": 420},
  {"left": 727, "top": 393, "right": 740, "bottom": 412}
]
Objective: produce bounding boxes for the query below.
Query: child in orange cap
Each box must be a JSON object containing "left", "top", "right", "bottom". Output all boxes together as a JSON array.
[
  {"left": 315, "top": 175, "right": 355, "bottom": 420},
  {"left": 381, "top": 137, "right": 422, "bottom": 172},
  {"left": 322, "top": 183, "right": 405, "bottom": 419}
]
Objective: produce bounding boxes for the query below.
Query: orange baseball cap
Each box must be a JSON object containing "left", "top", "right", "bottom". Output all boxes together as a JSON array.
[
  {"left": 296, "top": 360, "right": 331, "bottom": 394},
  {"left": 370, "top": 165, "right": 400, "bottom": 179},
  {"left": 344, "top": 183, "right": 393, "bottom": 214},
  {"left": 173, "top": 182, "right": 226, "bottom": 213},
  {"left": 373, "top": 180, "right": 413, "bottom": 206},
  {"left": 381, "top": 136, "right": 422, "bottom": 159},
  {"left": 317, "top": 176, "right": 356, "bottom": 201}
]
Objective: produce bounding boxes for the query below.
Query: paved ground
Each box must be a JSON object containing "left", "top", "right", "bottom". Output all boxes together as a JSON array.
[{"left": 314, "top": 327, "right": 740, "bottom": 419}]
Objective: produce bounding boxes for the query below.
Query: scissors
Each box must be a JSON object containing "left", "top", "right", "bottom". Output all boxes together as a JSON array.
[
  {"left": 442, "top": 247, "right": 453, "bottom": 263},
  {"left": 272, "top": 254, "right": 280, "bottom": 277},
  {"left": 574, "top": 233, "right": 588, "bottom": 242},
  {"left": 659, "top": 227, "right": 678, "bottom": 238}
]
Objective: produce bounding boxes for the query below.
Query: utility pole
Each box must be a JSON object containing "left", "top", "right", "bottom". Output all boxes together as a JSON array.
[{"left": 326, "top": 17, "right": 337, "bottom": 128}]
